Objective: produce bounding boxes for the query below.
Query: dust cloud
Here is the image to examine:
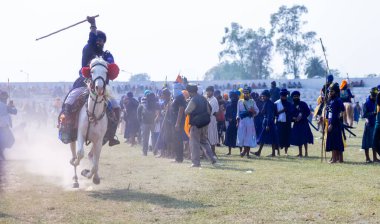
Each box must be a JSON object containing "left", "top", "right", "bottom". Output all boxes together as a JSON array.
[{"left": 3, "top": 115, "right": 90, "bottom": 190}]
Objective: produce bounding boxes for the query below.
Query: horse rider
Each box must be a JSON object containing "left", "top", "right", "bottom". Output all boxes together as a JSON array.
[
  {"left": 60, "top": 16, "right": 120, "bottom": 146},
  {"left": 314, "top": 74, "right": 334, "bottom": 130},
  {"left": 340, "top": 80, "right": 355, "bottom": 104}
]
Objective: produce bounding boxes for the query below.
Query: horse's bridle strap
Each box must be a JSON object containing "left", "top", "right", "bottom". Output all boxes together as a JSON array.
[{"left": 91, "top": 63, "right": 108, "bottom": 71}]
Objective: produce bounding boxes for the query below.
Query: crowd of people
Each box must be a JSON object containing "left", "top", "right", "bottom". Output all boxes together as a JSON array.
[{"left": 115, "top": 76, "right": 380, "bottom": 166}]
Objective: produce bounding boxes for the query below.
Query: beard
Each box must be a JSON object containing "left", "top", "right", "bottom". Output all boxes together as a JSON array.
[{"left": 95, "top": 44, "right": 104, "bottom": 54}]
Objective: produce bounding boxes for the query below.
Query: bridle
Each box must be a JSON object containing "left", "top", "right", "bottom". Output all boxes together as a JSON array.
[
  {"left": 84, "top": 62, "right": 108, "bottom": 145},
  {"left": 87, "top": 63, "right": 108, "bottom": 95}
]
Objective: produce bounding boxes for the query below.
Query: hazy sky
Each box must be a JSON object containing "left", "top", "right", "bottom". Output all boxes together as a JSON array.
[{"left": 1, "top": 0, "right": 379, "bottom": 82}]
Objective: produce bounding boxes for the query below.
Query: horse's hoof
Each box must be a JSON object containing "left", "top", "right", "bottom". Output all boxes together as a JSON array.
[
  {"left": 81, "top": 169, "right": 90, "bottom": 178},
  {"left": 93, "top": 176, "right": 100, "bottom": 185},
  {"left": 73, "top": 182, "right": 79, "bottom": 188}
]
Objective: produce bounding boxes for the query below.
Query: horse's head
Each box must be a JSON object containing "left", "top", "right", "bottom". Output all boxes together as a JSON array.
[{"left": 81, "top": 56, "right": 119, "bottom": 96}]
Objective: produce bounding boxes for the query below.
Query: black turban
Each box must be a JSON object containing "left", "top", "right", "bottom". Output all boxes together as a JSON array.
[
  {"left": 186, "top": 83, "right": 198, "bottom": 93},
  {"left": 291, "top": 91, "right": 300, "bottom": 97},
  {"left": 206, "top": 86, "right": 214, "bottom": 92},
  {"left": 280, "top": 88, "right": 289, "bottom": 96},
  {"left": 261, "top": 90, "right": 270, "bottom": 97}
]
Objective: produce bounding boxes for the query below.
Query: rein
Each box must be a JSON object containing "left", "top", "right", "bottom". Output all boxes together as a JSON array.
[
  {"left": 84, "top": 63, "right": 108, "bottom": 146},
  {"left": 85, "top": 91, "right": 107, "bottom": 146}
]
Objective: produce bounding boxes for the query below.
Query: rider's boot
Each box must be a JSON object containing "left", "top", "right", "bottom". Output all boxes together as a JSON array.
[{"left": 103, "top": 107, "right": 120, "bottom": 147}]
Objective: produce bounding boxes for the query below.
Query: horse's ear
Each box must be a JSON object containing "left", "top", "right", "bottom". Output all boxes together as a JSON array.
[
  {"left": 107, "top": 63, "right": 119, "bottom": 80},
  {"left": 81, "top": 67, "right": 91, "bottom": 78}
]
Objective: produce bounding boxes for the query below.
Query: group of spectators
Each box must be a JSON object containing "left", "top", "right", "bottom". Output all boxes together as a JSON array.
[{"left": 117, "top": 80, "right": 315, "bottom": 167}]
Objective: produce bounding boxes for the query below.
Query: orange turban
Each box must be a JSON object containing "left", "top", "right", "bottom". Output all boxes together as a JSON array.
[
  {"left": 223, "top": 93, "right": 228, "bottom": 101},
  {"left": 340, "top": 80, "right": 347, "bottom": 90}
]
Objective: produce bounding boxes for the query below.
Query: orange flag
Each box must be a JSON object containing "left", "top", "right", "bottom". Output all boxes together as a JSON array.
[
  {"left": 175, "top": 74, "right": 183, "bottom": 83},
  {"left": 184, "top": 114, "right": 191, "bottom": 137}
]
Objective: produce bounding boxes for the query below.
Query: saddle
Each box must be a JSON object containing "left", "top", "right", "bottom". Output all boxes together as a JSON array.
[{"left": 58, "top": 87, "right": 89, "bottom": 144}]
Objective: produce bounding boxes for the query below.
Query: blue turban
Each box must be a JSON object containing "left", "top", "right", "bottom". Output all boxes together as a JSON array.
[
  {"left": 144, "top": 90, "right": 152, "bottom": 96},
  {"left": 173, "top": 82, "right": 184, "bottom": 98},
  {"left": 327, "top": 74, "right": 334, "bottom": 83}
]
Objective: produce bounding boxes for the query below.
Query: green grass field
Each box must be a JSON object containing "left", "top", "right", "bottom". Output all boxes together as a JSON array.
[{"left": 1, "top": 122, "right": 380, "bottom": 223}]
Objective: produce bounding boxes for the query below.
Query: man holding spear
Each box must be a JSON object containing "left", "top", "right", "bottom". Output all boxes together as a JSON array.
[{"left": 57, "top": 16, "right": 121, "bottom": 146}]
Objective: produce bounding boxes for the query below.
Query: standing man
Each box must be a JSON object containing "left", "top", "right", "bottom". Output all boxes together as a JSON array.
[
  {"left": 237, "top": 87, "right": 259, "bottom": 158},
  {"left": 325, "top": 83, "right": 345, "bottom": 163},
  {"left": 0, "top": 91, "right": 17, "bottom": 160},
  {"left": 137, "top": 91, "right": 159, "bottom": 156},
  {"left": 170, "top": 85, "right": 187, "bottom": 163},
  {"left": 274, "top": 89, "right": 292, "bottom": 155},
  {"left": 123, "top": 92, "right": 139, "bottom": 146},
  {"left": 205, "top": 86, "right": 219, "bottom": 156},
  {"left": 185, "top": 84, "right": 216, "bottom": 167},
  {"left": 254, "top": 90, "right": 279, "bottom": 157},
  {"left": 290, "top": 91, "right": 314, "bottom": 157},
  {"left": 224, "top": 91, "right": 239, "bottom": 155},
  {"left": 270, "top": 81, "right": 280, "bottom": 103},
  {"left": 361, "top": 88, "right": 378, "bottom": 163},
  {"left": 353, "top": 102, "right": 362, "bottom": 125}
]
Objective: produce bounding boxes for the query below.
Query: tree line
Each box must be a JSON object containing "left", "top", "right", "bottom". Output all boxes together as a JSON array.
[{"left": 205, "top": 5, "right": 332, "bottom": 81}]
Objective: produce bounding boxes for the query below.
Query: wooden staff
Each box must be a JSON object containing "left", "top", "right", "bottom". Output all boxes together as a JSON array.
[
  {"left": 320, "top": 38, "right": 330, "bottom": 162},
  {"left": 36, "top": 15, "right": 99, "bottom": 41}
]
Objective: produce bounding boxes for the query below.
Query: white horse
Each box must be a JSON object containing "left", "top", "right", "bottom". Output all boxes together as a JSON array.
[{"left": 70, "top": 56, "right": 112, "bottom": 188}]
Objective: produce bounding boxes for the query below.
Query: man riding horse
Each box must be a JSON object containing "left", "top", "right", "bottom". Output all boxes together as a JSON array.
[
  {"left": 340, "top": 80, "right": 355, "bottom": 129},
  {"left": 59, "top": 16, "right": 120, "bottom": 146}
]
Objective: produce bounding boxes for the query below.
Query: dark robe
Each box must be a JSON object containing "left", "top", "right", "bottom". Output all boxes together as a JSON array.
[
  {"left": 290, "top": 101, "right": 314, "bottom": 146},
  {"left": 373, "top": 93, "right": 380, "bottom": 152},
  {"left": 275, "top": 99, "right": 292, "bottom": 149},
  {"left": 362, "top": 96, "right": 376, "bottom": 149},
  {"left": 257, "top": 100, "right": 278, "bottom": 145},
  {"left": 325, "top": 97, "right": 345, "bottom": 152},
  {"left": 224, "top": 99, "right": 238, "bottom": 147},
  {"left": 123, "top": 97, "right": 139, "bottom": 139}
]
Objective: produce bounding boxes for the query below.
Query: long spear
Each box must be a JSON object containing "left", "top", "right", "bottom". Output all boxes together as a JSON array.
[
  {"left": 36, "top": 15, "right": 99, "bottom": 41},
  {"left": 320, "top": 38, "right": 330, "bottom": 162}
]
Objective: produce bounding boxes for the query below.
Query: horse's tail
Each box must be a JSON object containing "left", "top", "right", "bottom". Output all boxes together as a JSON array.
[{"left": 343, "top": 103, "right": 354, "bottom": 126}]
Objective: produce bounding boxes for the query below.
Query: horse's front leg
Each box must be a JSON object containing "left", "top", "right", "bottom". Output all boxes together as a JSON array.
[
  {"left": 81, "top": 139, "right": 101, "bottom": 184},
  {"left": 69, "top": 141, "right": 76, "bottom": 166},
  {"left": 92, "top": 140, "right": 102, "bottom": 184}
]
